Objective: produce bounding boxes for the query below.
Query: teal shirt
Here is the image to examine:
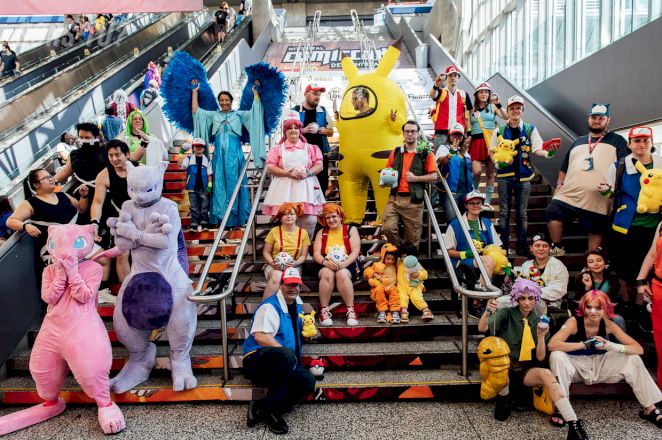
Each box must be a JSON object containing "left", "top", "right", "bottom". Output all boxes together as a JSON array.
[
  {"left": 470, "top": 104, "right": 497, "bottom": 135},
  {"left": 487, "top": 307, "right": 549, "bottom": 362}
]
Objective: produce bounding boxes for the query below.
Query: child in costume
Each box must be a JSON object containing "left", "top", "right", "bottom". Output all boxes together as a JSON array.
[
  {"left": 397, "top": 241, "right": 434, "bottom": 322},
  {"left": 262, "top": 202, "right": 311, "bottom": 300},
  {"left": 365, "top": 243, "right": 401, "bottom": 323},
  {"left": 179, "top": 138, "right": 212, "bottom": 232},
  {"left": 0, "top": 225, "right": 125, "bottom": 436},
  {"left": 262, "top": 111, "right": 326, "bottom": 239}
]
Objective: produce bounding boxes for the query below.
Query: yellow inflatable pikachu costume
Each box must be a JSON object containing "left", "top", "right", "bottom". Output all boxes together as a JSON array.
[
  {"left": 477, "top": 336, "right": 511, "bottom": 400},
  {"left": 336, "top": 39, "right": 408, "bottom": 224},
  {"left": 635, "top": 160, "right": 662, "bottom": 214}
]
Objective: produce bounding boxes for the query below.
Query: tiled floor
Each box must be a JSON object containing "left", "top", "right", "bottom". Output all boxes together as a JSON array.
[{"left": 1, "top": 399, "right": 661, "bottom": 439}]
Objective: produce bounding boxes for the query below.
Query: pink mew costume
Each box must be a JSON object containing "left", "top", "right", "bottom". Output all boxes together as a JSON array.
[{"left": 0, "top": 224, "right": 125, "bottom": 436}]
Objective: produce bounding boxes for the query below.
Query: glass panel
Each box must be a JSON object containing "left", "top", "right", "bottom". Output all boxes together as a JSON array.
[
  {"left": 581, "top": 0, "right": 601, "bottom": 57},
  {"left": 551, "top": 0, "right": 566, "bottom": 75}
]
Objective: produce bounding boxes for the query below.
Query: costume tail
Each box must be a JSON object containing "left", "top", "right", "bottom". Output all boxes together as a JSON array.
[
  {"left": 239, "top": 62, "right": 287, "bottom": 142},
  {"left": 0, "top": 398, "right": 66, "bottom": 435},
  {"left": 161, "top": 50, "right": 219, "bottom": 133}
]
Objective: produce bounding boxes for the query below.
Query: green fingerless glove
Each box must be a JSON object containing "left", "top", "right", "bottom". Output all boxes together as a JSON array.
[
  {"left": 460, "top": 250, "right": 474, "bottom": 260},
  {"left": 206, "top": 182, "right": 212, "bottom": 193}
]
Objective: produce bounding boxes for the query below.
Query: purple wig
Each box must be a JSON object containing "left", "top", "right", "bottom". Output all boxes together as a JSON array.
[{"left": 510, "top": 277, "right": 542, "bottom": 306}]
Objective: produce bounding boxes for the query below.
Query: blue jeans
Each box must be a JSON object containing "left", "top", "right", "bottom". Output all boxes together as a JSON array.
[
  {"left": 189, "top": 189, "right": 210, "bottom": 227},
  {"left": 497, "top": 177, "right": 530, "bottom": 249},
  {"left": 440, "top": 191, "right": 467, "bottom": 224}
]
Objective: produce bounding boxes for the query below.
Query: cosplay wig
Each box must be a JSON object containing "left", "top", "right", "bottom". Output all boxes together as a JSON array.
[
  {"left": 276, "top": 202, "right": 304, "bottom": 219},
  {"left": 510, "top": 277, "right": 543, "bottom": 306},
  {"left": 317, "top": 203, "right": 346, "bottom": 227},
  {"left": 576, "top": 290, "right": 615, "bottom": 318}
]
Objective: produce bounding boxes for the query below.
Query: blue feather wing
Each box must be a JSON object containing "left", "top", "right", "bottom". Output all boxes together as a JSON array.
[
  {"left": 161, "top": 50, "right": 219, "bottom": 133},
  {"left": 239, "top": 62, "right": 287, "bottom": 140}
]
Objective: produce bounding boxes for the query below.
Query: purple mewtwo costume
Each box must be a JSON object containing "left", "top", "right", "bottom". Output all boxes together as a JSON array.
[{"left": 100, "top": 161, "right": 196, "bottom": 393}]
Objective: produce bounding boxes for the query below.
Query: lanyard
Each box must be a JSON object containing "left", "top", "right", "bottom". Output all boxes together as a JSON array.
[{"left": 587, "top": 134, "right": 605, "bottom": 155}]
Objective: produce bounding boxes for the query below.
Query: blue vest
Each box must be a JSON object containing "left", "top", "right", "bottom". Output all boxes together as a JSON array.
[
  {"left": 612, "top": 158, "right": 657, "bottom": 234},
  {"left": 449, "top": 217, "right": 495, "bottom": 267},
  {"left": 295, "top": 105, "right": 330, "bottom": 153},
  {"left": 443, "top": 153, "right": 473, "bottom": 193},
  {"left": 242, "top": 293, "right": 303, "bottom": 360},
  {"left": 185, "top": 157, "right": 209, "bottom": 191},
  {"left": 496, "top": 123, "right": 535, "bottom": 181}
]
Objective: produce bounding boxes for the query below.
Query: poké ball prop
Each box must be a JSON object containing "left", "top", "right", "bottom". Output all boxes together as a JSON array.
[
  {"left": 477, "top": 336, "right": 511, "bottom": 400},
  {"left": 273, "top": 252, "right": 294, "bottom": 270},
  {"left": 308, "top": 358, "right": 327, "bottom": 379},
  {"left": 336, "top": 39, "right": 408, "bottom": 224},
  {"left": 379, "top": 167, "right": 399, "bottom": 188},
  {"left": 635, "top": 161, "right": 662, "bottom": 214},
  {"left": 326, "top": 245, "right": 348, "bottom": 264}
]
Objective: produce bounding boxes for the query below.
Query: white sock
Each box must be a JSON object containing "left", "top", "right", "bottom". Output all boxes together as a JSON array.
[
  {"left": 498, "top": 385, "right": 509, "bottom": 396},
  {"left": 554, "top": 397, "right": 577, "bottom": 422}
]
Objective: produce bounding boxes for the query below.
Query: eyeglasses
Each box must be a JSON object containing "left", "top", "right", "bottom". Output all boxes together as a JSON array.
[
  {"left": 37, "top": 175, "right": 54, "bottom": 182},
  {"left": 466, "top": 201, "right": 482, "bottom": 206},
  {"left": 403, "top": 130, "right": 419, "bottom": 134}
]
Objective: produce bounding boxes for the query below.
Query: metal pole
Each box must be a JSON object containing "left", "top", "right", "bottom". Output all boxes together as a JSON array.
[
  {"left": 427, "top": 183, "right": 432, "bottom": 258},
  {"left": 250, "top": 182, "right": 257, "bottom": 264},
  {"left": 221, "top": 297, "right": 229, "bottom": 381},
  {"left": 461, "top": 294, "right": 468, "bottom": 377}
]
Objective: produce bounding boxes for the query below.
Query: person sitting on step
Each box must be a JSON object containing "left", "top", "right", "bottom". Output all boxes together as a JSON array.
[
  {"left": 365, "top": 243, "right": 401, "bottom": 324},
  {"left": 244, "top": 267, "right": 316, "bottom": 435},
  {"left": 262, "top": 203, "right": 311, "bottom": 300},
  {"left": 478, "top": 278, "right": 588, "bottom": 440},
  {"left": 548, "top": 290, "right": 662, "bottom": 430},
  {"left": 397, "top": 241, "right": 434, "bottom": 323}
]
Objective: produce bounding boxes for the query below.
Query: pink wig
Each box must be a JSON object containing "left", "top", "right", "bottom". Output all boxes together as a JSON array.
[
  {"left": 510, "top": 278, "right": 542, "bottom": 306},
  {"left": 576, "top": 290, "right": 615, "bottom": 318},
  {"left": 278, "top": 118, "right": 307, "bottom": 144}
]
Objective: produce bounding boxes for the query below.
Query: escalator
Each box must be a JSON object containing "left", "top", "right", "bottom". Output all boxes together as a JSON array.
[{"left": 0, "top": 13, "right": 165, "bottom": 102}]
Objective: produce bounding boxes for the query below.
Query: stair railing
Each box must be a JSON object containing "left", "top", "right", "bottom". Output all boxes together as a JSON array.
[
  {"left": 401, "top": 86, "right": 500, "bottom": 376},
  {"left": 311, "top": 10, "right": 322, "bottom": 43}
]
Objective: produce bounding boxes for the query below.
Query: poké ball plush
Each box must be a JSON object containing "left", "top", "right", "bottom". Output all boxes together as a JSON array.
[
  {"left": 403, "top": 255, "right": 423, "bottom": 288},
  {"left": 299, "top": 310, "right": 318, "bottom": 339},
  {"left": 477, "top": 336, "right": 511, "bottom": 400},
  {"left": 379, "top": 167, "right": 399, "bottom": 189},
  {"left": 635, "top": 160, "right": 662, "bottom": 214},
  {"left": 336, "top": 38, "right": 408, "bottom": 224},
  {"left": 273, "top": 252, "right": 294, "bottom": 270},
  {"left": 327, "top": 245, "right": 348, "bottom": 264},
  {"left": 483, "top": 244, "right": 510, "bottom": 275},
  {"left": 308, "top": 358, "right": 327, "bottom": 380},
  {"left": 491, "top": 136, "right": 519, "bottom": 170}
]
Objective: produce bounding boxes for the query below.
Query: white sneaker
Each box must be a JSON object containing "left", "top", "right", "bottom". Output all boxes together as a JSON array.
[
  {"left": 319, "top": 307, "right": 333, "bottom": 327},
  {"left": 97, "top": 288, "right": 116, "bottom": 305},
  {"left": 346, "top": 306, "right": 359, "bottom": 326},
  {"left": 391, "top": 311, "right": 401, "bottom": 324},
  {"left": 549, "top": 246, "right": 566, "bottom": 257}
]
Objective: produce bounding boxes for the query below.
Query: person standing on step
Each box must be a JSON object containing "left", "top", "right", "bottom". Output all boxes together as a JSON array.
[
  {"left": 435, "top": 122, "right": 472, "bottom": 224},
  {"left": 244, "top": 267, "right": 316, "bottom": 435},
  {"left": 599, "top": 126, "right": 662, "bottom": 311},
  {"left": 179, "top": 138, "right": 212, "bottom": 233},
  {"left": 263, "top": 111, "right": 326, "bottom": 240},
  {"left": 489, "top": 95, "right": 558, "bottom": 257},
  {"left": 1, "top": 41, "right": 20, "bottom": 78},
  {"left": 428, "top": 65, "right": 472, "bottom": 149},
  {"left": 262, "top": 203, "right": 311, "bottom": 300},
  {"left": 293, "top": 83, "right": 335, "bottom": 196},
  {"left": 548, "top": 290, "right": 662, "bottom": 430},
  {"left": 468, "top": 82, "right": 507, "bottom": 211},
  {"left": 213, "top": 2, "right": 228, "bottom": 44},
  {"left": 546, "top": 104, "right": 628, "bottom": 256},
  {"left": 313, "top": 203, "right": 360, "bottom": 327},
  {"left": 121, "top": 110, "right": 168, "bottom": 166},
  {"left": 381, "top": 120, "right": 438, "bottom": 250},
  {"left": 99, "top": 105, "right": 124, "bottom": 143},
  {"left": 478, "top": 278, "right": 589, "bottom": 440},
  {"left": 89, "top": 140, "right": 136, "bottom": 283}
]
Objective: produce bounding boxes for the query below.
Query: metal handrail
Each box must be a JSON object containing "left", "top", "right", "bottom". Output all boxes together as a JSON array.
[{"left": 188, "top": 162, "right": 269, "bottom": 382}]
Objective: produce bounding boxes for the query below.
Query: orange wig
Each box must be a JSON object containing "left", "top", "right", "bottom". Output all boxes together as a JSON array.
[
  {"left": 317, "top": 203, "right": 346, "bottom": 227},
  {"left": 275, "top": 203, "right": 304, "bottom": 219}
]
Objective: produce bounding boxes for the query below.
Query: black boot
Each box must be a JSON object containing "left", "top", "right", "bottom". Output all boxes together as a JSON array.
[
  {"left": 493, "top": 394, "right": 511, "bottom": 421},
  {"left": 567, "top": 419, "right": 589, "bottom": 440},
  {"left": 247, "top": 400, "right": 262, "bottom": 427},
  {"left": 264, "top": 411, "right": 289, "bottom": 435}
]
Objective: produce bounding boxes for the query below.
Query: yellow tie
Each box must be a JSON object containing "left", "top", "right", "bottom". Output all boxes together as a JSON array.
[{"left": 519, "top": 317, "right": 536, "bottom": 361}]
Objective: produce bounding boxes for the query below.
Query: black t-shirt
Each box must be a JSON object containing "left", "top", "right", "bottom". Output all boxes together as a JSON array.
[
  {"left": 302, "top": 107, "right": 323, "bottom": 148},
  {"left": 1, "top": 51, "right": 18, "bottom": 74},
  {"left": 215, "top": 9, "right": 228, "bottom": 25},
  {"left": 287, "top": 301, "right": 300, "bottom": 360},
  {"left": 510, "top": 126, "right": 521, "bottom": 178},
  {"left": 195, "top": 155, "right": 204, "bottom": 190}
]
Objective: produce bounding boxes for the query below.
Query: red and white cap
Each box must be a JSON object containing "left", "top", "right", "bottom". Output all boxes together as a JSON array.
[
  {"left": 445, "top": 65, "right": 461, "bottom": 75},
  {"left": 449, "top": 122, "right": 465, "bottom": 136},
  {"left": 465, "top": 190, "right": 486, "bottom": 202},
  {"left": 191, "top": 137, "right": 206, "bottom": 147},
  {"left": 507, "top": 95, "right": 525, "bottom": 107},
  {"left": 282, "top": 267, "right": 303, "bottom": 285},
  {"left": 475, "top": 82, "right": 491, "bottom": 92},
  {"left": 305, "top": 83, "right": 326, "bottom": 93},
  {"left": 628, "top": 126, "right": 653, "bottom": 139}
]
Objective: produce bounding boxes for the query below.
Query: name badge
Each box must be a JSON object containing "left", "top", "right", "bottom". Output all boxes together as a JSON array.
[{"left": 582, "top": 157, "right": 594, "bottom": 171}]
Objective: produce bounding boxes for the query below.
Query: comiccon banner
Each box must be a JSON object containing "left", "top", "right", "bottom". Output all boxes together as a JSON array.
[
  {"left": 265, "top": 41, "right": 415, "bottom": 72},
  {"left": 0, "top": 1, "right": 203, "bottom": 14}
]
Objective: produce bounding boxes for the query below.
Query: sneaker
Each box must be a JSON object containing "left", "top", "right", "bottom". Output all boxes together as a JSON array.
[
  {"left": 567, "top": 419, "right": 588, "bottom": 440},
  {"left": 346, "top": 306, "right": 359, "bottom": 326},
  {"left": 391, "top": 311, "right": 400, "bottom": 324},
  {"left": 481, "top": 204, "right": 494, "bottom": 212},
  {"left": 246, "top": 400, "right": 262, "bottom": 427},
  {"left": 400, "top": 309, "right": 410, "bottom": 323},
  {"left": 97, "top": 288, "right": 116, "bottom": 305},
  {"left": 201, "top": 224, "right": 209, "bottom": 232},
  {"left": 493, "top": 395, "right": 511, "bottom": 421},
  {"left": 421, "top": 309, "right": 434, "bottom": 322},
  {"left": 549, "top": 245, "right": 566, "bottom": 257},
  {"left": 377, "top": 311, "right": 387, "bottom": 323},
  {"left": 319, "top": 307, "right": 333, "bottom": 327},
  {"left": 264, "top": 411, "right": 288, "bottom": 435},
  {"left": 468, "top": 301, "right": 485, "bottom": 319},
  {"left": 189, "top": 224, "right": 199, "bottom": 233}
]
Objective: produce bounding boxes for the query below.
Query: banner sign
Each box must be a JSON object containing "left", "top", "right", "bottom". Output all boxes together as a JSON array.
[
  {"left": 265, "top": 41, "right": 415, "bottom": 72},
  {"left": 0, "top": 1, "right": 203, "bottom": 15}
]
